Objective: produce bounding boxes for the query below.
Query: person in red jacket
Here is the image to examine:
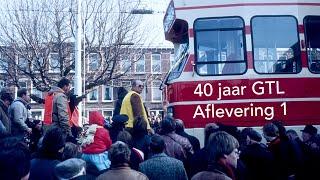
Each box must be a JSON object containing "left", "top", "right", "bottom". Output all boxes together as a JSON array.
[{"left": 81, "top": 111, "right": 112, "bottom": 172}]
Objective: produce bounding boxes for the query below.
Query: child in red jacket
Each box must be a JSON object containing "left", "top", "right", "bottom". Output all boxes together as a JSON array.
[{"left": 82, "top": 111, "right": 112, "bottom": 171}]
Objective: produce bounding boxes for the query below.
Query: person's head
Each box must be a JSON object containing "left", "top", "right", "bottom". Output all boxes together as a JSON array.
[
  {"left": 41, "top": 127, "right": 66, "bottom": 158},
  {"left": 0, "top": 88, "right": 13, "bottom": 106},
  {"left": 17, "top": 88, "right": 31, "bottom": 103},
  {"left": 89, "top": 111, "right": 105, "bottom": 126},
  {"left": 301, "top": 125, "right": 318, "bottom": 142},
  {"left": 175, "top": 119, "right": 185, "bottom": 133},
  {"left": 149, "top": 134, "right": 165, "bottom": 154},
  {"left": 246, "top": 128, "right": 262, "bottom": 145},
  {"left": 309, "top": 134, "right": 320, "bottom": 151},
  {"left": 272, "top": 120, "right": 287, "bottom": 140},
  {"left": 286, "top": 129, "right": 299, "bottom": 141},
  {"left": 55, "top": 158, "right": 86, "bottom": 179},
  {"left": 204, "top": 123, "right": 219, "bottom": 146},
  {"left": 131, "top": 80, "right": 144, "bottom": 94},
  {"left": 263, "top": 123, "right": 279, "bottom": 142},
  {"left": 160, "top": 116, "right": 176, "bottom": 134},
  {"left": 57, "top": 77, "right": 71, "bottom": 94},
  {"left": 62, "top": 142, "right": 81, "bottom": 161},
  {"left": 108, "top": 141, "right": 131, "bottom": 167},
  {"left": 0, "top": 137, "right": 30, "bottom": 180},
  {"left": 117, "top": 130, "right": 133, "bottom": 148},
  {"left": 208, "top": 131, "right": 240, "bottom": 168}
]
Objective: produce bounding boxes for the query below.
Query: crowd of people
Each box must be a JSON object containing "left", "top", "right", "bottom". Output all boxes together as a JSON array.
[{"left": 0, "top": 78, "right": 320, "bottom": 180}]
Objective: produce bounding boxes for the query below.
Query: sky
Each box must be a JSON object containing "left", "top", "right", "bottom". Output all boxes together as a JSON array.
[
  {"left": 0, "top": 0, "right": 173, "bottom": 48},
  {"left": 139, "top": 0, "right": 173, "bottom": 48}
]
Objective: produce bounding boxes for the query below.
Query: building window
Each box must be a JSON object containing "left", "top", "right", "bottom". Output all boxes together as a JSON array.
[
  {"left": 30, "top": 109, "right": 44, "bottom": 121},
  {"left": 18, "top": 56, "right": 28, "bottom": 72},
  {"left": 49, "top": 53, "right": 60, "bottom": 73},
  {"left": 135, "top": 55, "right": 145, "bottom": 73},
  {"left": 304, "top": 16, "right": 320, "bottom": 73},
  {"left": 194, "top": 17, "right": 246, "bottom": 75},
  {"left": 102, "top": 85, "right": 113, "bottom": 102},
  {"left": 103, "top": 110, "right": 113, "bottom": 120},
  {"left": 88, "top": 53, "right": 99, "bottom": 71},
  {"left": 122, "top": 81, "right": 131, "bottom": 88},
  {"left": 151, "top": 80, "right": 162, "bottom": 102},
  {"left": 31, "top": 83, "right": 43, "bottom": 103},
  {"left": 0, "top": 53, "right": 8, "bottom": 73},
  {"left": 151, "top": 54, "right": 161, "bottom": 73},
  {"left": 120, "top": 55, "right": 131, "bottom": 73},
  {"left": 252, "top": 16, "right": 301, "bottom": 74},
  {"left": 87, "top": 88, "right": 98, "bottom": 102}
]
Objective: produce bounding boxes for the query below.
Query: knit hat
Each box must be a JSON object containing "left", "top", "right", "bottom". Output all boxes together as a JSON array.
[
  {"left": 55, "top": 158, "right": 86, "bottom": 179},
  {"left": 112, "top": 114, "right": 129, "bottom": 124},
  {"left": 89, "top": 111, "right": 105, "bottom": 126}
]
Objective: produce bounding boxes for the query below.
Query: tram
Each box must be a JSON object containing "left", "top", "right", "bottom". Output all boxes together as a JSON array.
[{"left": 162, "top": 0, "right": 320, "bottom": 136}]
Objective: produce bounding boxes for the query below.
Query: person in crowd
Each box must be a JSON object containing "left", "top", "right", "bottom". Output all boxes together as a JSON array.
[
  {"left": 114, "top": 87, "right": 128, "bottom": 116},
  {"left": 45, "top": 77, "right": 72, "bottom": 137},
  {"left": 0, "top": 88, "right": 13, "bottom": 138},
  {"left": 301, "top": 124, "right": 318, "bottom": 145},
  {"left": 300, "top": 134, "right": 320, "bottom": 179},
  {"left": 62, "top": 142, "right": 82, "bottom": 161},
  {"left": 120, "top": 80, "right": 151, "bottom": 132},
  {"left": 55, "top": 158, "right": 88, "bottom": 180},
  {"left": 109, "top": 114, "right": 129, "bottom": 142},
  {"left": 30, "top": 127, "right": 66, "bottom": 180},
  {"left": 9, "top": 88, "right": 32, "bottom": 140},
  {"left": 263, "top": 122, "right": 303, "bottom": 180},
  {"left": 160, "top": 116, "right": 193, "bottom": 162},
  {"left": 96, "top": 141, "right": 148, "bottom": 180},
  {"left": 189, "top": 123, "right": 220, "bottom": 178},
  {"left": 132, "top": 116, "right": 151, "bottom": 158},
  {"left": 287, "top": 129, "right": 301, "bottom": 141},
  {"left": 81, "top": 111, "right": 112, "bottom": 172},
  {"left": 117, "top": 130, "right": 144, "bottom": 170},
  {"left": 0, "top": 137, "right": 31, "bottom": 180},
  {"left": 27, "top": 120, "right": 43, "bottom": 153},
  {"left": 139, "top": 134, "right": 188, "bottom": 180},
  {"left": 191, "top": 131, "right": 240, "bottom": 180},
  {"left": 175, "top": 119, "right": 200, "bottom": 152},
  {"left": 239, "top": 128, "right": 275, "bottom": 180}
]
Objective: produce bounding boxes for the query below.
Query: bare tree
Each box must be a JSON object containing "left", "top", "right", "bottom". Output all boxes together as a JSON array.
[{"left": 0, "top": 0, "right": 148, "bottom": 94}]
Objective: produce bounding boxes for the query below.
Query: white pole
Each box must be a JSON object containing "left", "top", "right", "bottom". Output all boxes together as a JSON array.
[{"left": 75, "top": 0, "right": 82, "bottom": 126}]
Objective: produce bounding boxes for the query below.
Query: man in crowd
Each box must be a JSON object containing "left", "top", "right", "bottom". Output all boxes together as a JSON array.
[
  {"left": 96, "top": 141, "right": 148, "bottom": 180},
  {"left": 45, "top": 78, "right": 72, "bottom": 137},
  {"left": 0, "top": 137, "right": 31, "bottom": 180},
  {"left": 139, "top": 134, "right": 188, "bottom": 180},
  {"left": 9, "top": 88, "right": 32, "bottom": 140},
  {"left": 120, "top": 80, "right": 151, "bottom": 132},
  {"left": 0, "top": 88, "right": 13, "bottom": 138}
]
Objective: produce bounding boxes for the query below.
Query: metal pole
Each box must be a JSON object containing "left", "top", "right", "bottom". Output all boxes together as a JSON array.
[{"left": 75, "top": 0, "right": 82, "bottom": 126}]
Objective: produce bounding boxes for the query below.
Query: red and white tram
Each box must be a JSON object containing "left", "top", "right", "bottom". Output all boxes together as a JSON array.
[{"left": 162, "top": 0, "right": 320, "bottom": 133}]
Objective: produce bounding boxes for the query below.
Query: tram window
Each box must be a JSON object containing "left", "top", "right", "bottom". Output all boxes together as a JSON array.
[
  {"left": 194, "top": 17, "right": 246, "bottom": 75},
  {"left": 304, "top": 16, "right": 320, "bottom": 73},
  {"left": 251, "top": 16, "right": 301, "bottom": 74}
]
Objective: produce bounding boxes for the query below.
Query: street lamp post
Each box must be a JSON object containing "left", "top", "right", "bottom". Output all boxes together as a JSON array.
[{"left": 75, "top": 0, "right": 82, "bottom": 126}]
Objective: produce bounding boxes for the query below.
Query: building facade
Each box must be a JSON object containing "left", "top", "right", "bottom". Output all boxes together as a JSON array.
[{"left": 0, "top": 47, "right": 174, "bottom": 123}]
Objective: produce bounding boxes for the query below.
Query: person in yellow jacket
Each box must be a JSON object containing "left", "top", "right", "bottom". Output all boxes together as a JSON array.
[{"left": 120, "top": 80, "right": 151, "bottom": 131}]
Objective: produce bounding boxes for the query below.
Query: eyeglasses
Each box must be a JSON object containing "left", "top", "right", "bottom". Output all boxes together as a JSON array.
[
  {"left": 138, "top": 85, "right": 144, "bottom": 88},
  {"left": 233, "top": 149, "right": 241, "bottom": 155}
]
